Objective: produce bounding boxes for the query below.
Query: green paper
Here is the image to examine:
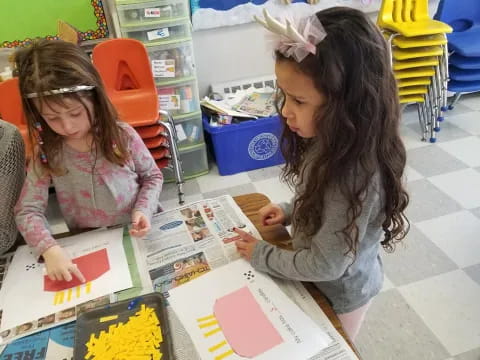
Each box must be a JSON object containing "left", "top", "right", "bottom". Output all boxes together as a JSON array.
[{"left": 115, "top": 227, "right": 144, "bottom": 301}]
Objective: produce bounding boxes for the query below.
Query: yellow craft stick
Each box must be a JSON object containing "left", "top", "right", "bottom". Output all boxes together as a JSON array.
[
  {"left": 199, "top": 320, "right": 218, "bottom": 328},
  {"left": 85, "top": 281, "right": 92, "bottom": 294},
  {"left": 215, "top": 349, "right": 235, "bottom": 360},
  {"left": 204, "top": 327, "right": 222, "bottom": 338},
  {"left": 209, "top": 340, "right": 227, "bottom": 352},
  {"left": 76, "top": 285, "right": 81, "bottom": 298},
  {"left": 67, "top": 288, "right": 72, "bottom": 301},
  {"left": 197, "top": 314, "right": 215, "bottom": 322},
  {"left": 99, "top": 315, "right": 119, "bottom": 323}
]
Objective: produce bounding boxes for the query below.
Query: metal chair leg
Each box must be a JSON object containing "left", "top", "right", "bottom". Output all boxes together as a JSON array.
[
  {"left": 425, "top": 89, "right": 437, "bottom": 143},
  {"left": 448, "top": 92, "right": 462, "bottom": 110},
  {"left": 432, "top": 65, "right": 442, "bottom": 132},
  {"left": 384, "top": 31, "right": 398, "bottom": 67},
  {"left": 417, "top": 98, "right": 430, "bottom": 142},
  {"left": 159, "top": 110, "right": 185, "bottom": 205},
  {"left": 441, "top": 41, "right": 449, "bottom": 112}
]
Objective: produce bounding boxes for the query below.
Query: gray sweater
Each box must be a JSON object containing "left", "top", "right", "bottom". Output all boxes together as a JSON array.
[
  {"left": 0, "top": 120, "right": 25, "bottom": 254},
  {"left": 251, "top": 177, "right": 384, "bottom": 314}
]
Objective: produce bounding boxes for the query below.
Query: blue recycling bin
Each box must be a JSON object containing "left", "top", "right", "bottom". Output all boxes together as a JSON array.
[{"left": 203, "top": 115, "right": 285, "bottom": 176}]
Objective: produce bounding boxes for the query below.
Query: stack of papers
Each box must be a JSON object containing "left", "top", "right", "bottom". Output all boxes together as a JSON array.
[{"left": 201, "top": 87, "right": 277, "bottom": 119}]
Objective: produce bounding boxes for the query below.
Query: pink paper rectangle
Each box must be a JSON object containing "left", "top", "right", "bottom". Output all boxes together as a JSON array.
[{"left": 214, "top": 286, "right": 283, "bottom": 358}]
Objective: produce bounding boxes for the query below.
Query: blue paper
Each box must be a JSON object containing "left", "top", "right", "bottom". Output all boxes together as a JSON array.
[{"left": 0, "top": 323, "right": 75, "bottom": 360}]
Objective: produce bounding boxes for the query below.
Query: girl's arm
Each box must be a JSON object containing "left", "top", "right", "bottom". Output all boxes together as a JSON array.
[
  {"left": 14, "top": 160, "right": 56, "bottom": 258},
  {"left": 125, "top": 125, "right": 163, "bottom": 221},
  {"left": 250, "top": 186, "right": 382, "bottom": 282}
]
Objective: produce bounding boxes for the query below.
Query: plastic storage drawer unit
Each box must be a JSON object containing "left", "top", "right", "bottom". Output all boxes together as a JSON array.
[
  {"left": 162, "top": 143, "right": 209, "bottom": 181},
  {"left": 203, "top": 115, "right": 285, "bottom": 176},
  {"left": 117, "top": 0, "right": 190, "bottom": 26},
  {"left": 156, "top": 80, "right": 199, "bottom": 116},
  {"left": 173, "top": 113, "right": 204, "bottom": 148},
  {"left": 120, "top": 19, "right": 191, "bottom": 45},
  {"left": 148, "top": 41, "right": 195, "bottom": 84}
]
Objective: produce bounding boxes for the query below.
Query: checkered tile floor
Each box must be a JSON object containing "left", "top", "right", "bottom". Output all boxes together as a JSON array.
[{"left": 47, "top": 93, "right": 480, "bottom": 360}]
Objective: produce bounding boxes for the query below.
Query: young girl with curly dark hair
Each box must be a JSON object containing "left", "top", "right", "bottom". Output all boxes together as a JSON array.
[{"left": 234, "top": 7, "right": 409, "bottom": 341}]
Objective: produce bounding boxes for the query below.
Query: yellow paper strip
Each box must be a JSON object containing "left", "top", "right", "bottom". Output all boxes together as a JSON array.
[
  {"left": 204, "top": 327, "right": 222, "bottom": 338},
  {"left": 197, "top": 314, "right": 215, "bottom": 322},
  {"left": 209, "top": 340, "right": 227, "bottom": 353},
  {"left": 99, "top": 315, "right": 119, "bottom": 323},
  {"left": 199, "top": 320, "right": 218, "bottom": 328},
  {"left": 53, "top": 291, "right": 64, "bottom": 305},
  {"left": 215, "top": 349, "right": 234, "bottom": 360}
]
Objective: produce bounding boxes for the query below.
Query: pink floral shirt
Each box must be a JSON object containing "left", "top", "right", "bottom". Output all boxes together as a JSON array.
[{"left": 14, "top": 123, "right": 163, "bottom": 257}]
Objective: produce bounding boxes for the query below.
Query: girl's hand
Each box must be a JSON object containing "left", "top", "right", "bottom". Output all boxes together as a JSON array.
[
  {"left": 42, "top": 245, "right": 86, "bottom": 282},
  {"left": 130, "top": 210, "right": 151, "bottom": 237},
  {"left": 259, "top": 203, "right": 286, "bottom": 226},
  {"left": 234, "top": 228, "right": 259, "bottom": 261}
]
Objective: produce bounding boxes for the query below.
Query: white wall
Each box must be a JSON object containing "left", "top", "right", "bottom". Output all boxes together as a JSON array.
[
  {"left": 192, "top": 22, "right": 275, "bottom": 97},
  {"left": 191, "top": 0, "right": 440, "bottom": 98}
]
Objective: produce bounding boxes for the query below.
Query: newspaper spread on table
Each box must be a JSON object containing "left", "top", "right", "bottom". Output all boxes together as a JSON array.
[{"left": 138, "top": 195, "right": 360, "bottom": 360}]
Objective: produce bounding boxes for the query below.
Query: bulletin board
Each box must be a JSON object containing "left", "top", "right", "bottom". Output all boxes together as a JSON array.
[
  {"left": 0, "top": 0, "right": 108, "bottom": 48},
  {"left": 191, "top": 0, "right": 379, "bottom": 31}
]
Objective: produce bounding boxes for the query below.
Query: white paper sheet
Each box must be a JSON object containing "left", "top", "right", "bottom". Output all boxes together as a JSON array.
[
  {"left": 168, "top": 259, "right": 331, "bottom": 360},
  {"left": 0, "top": 228, "right": 132, "bottom": 331}
]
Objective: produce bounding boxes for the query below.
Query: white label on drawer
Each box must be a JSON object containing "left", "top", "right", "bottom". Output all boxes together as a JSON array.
[
  {"left": 190, "top": 125, "right": 199, "bottom": 141},
  {"left": 152, "top": 59, "right": 175, "bottom": 78},
  {"left": 147, "top": 27, "right": 170, "bottom": 41},
  {"left": 144, "top": 8, "right": 161, "bottom": 17},
  {"left": 159, "top": 94, "right": 180, "bottom": 110},
  {"left": 175, "top": 124, "right": 187, "bottom": 142}
]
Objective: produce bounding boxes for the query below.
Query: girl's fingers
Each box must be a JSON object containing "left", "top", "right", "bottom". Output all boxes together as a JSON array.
[
  {"left": 70, "top": 265, "right": 86, "bottom": 283},
  {"left": 48, "top": 272, "right": 56, "bottom": 281},
  {"left": 235, "top": 242, "right": 247, "bottom": 251},
  {"left": 233, "top": 228, "right": 256, "bottom": 242},
  {"left": 61, "top": 269, "right": 73, "bottom": 282},
  {"left": 130, "top": 228, "right": 140, "bottom": 237}
]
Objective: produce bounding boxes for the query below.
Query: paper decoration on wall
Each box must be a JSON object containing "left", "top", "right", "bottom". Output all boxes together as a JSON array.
[
  {"left": 190, "top": 0, "right": 380, "bottom": 31},
  {"left": 0, "top": 0, "right": 108, "bottom": 48},
  {"left": 0, "top": 228, "right": 132, "bottom": 332},
  {"left": 57, "top": 20, "right": 81, "bottom": 44},
  {"left": 168, "top": 259, "right": 331, "bottom": 360}
]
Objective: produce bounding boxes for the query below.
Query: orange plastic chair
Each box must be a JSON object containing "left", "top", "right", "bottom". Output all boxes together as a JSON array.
[
  {"left": 0, "top": 78, "right": 31, "bottom": 157},
  {"left": 92, "top": 38, "right": 185, "bottom": 204},
  {"left": 136, "top": 124, "right": 165, "bottom": 139},
  {"left": 91, "top": 39, "right": 159, "bottom": 127}
]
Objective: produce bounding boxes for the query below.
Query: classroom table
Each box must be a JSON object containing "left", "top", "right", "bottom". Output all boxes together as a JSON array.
[{"left": 234, "top": 193, "right": 361, "bottom": 358}]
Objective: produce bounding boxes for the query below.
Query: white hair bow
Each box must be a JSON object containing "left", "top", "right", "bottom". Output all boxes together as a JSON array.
[{"left": 254, "top": 9, "right": 326, "bottom": 62}]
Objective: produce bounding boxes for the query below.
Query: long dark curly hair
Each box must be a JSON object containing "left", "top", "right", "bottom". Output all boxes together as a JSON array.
[{"left": 277, "top": 7, "right": 409, "bottom": 255}]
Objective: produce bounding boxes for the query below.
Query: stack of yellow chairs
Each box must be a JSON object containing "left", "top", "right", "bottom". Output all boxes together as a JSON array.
[{"left": 377, "top": 0, "right": 453, "bottom": 143}]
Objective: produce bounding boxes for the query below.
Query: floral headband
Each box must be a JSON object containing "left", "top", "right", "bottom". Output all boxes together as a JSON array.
[{"left": 254, "top": 9, "right": 326, "bottom": 62}]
